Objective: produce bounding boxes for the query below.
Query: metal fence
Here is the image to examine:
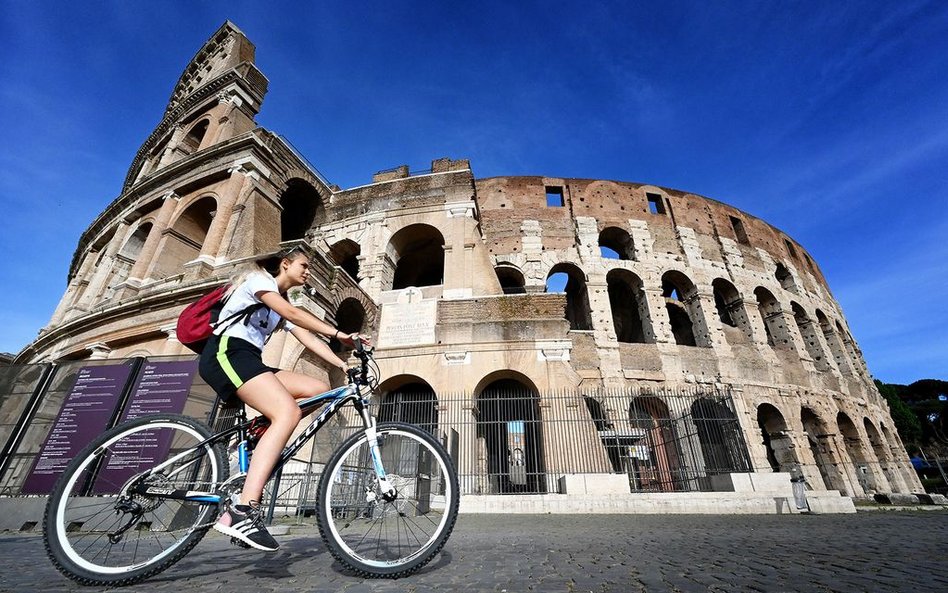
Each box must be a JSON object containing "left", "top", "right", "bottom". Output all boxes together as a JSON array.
[{"left": 262, "top": 384, "right": 752, "bottom": 514}]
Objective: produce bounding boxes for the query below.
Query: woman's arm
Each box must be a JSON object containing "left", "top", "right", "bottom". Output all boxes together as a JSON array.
[
  {"left": 259, "top": 291, "right": 338, "bottom": 339},
  {"left": 289, "top": 326, "right": 348, "bottom": 371}
]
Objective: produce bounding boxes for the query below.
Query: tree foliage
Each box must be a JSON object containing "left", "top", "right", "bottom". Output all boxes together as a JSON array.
[{"left": 875, "top": 380, "right": 922, "bottom": 444}]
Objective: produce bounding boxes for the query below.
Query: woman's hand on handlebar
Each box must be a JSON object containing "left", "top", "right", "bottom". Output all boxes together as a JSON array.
[{"left": 336, "top": 331, "right": 371, "bottom": 351}]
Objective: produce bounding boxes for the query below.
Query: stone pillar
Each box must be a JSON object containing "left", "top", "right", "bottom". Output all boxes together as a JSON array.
[
  {"left": 155, "top": 125, "right": 189, "bottom": 169},
  {"left": 198, "top": 165, "right": 257, "bottom": 263},
  {"left": 77, "top": 220, "right": 133, "bottom": 310},
  {"left": 642, "top": 287, "right": 675, "bottom": 344},
  {"left": 819, "top": 433, "right": 862, "bottom": 497},
  {"left": 128, "top": 191, "right": 180, "bottom": 284},
  {"left": 441, "top": 202, "right": 475, "bottom": 298}
]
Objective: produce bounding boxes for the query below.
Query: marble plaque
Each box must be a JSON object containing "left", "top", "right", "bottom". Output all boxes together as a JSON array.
[{"left": 378, "top": 288, "right": 437, "bottom": 348}]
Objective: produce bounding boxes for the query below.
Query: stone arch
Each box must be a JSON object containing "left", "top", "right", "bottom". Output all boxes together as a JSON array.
[
  {"left": 280, "top": 178, "right": 326, "bottom": 242},
  {"left": 599, "top": 226, "right": 635, "bottom": 260},
  {"left": 816, "top": 310, "right": 851, "bottom": 373},
  {"left": 835, "top": 320, "right": 862, "bottom": 372},
  {"left": 606, "top": 269, "right": 651, "bottom": 343},
  {"left": 661, "top": 270, "right": 707, "bottom": 347},
  {"left": 157, "top": 195, "right": 216, "bottom": 278},
  {"left": 628, "top": 395, "right": 682, "bottom": 491},
  {"left": 388, "top": 223, "right": 445, "bottom": 290},
  {"left": 754, "top": 287, "right": 792, "bottom": 350},
  {"left": 791, "top": 302, "right": 830, "bottom": 370},
  {"left": 495, "top": 263, "right": 526, "bottom": 295},
  {"left": 329, "top": 297, "right": 366, "bottom": 353},
  {"left": 332, "top": 287, "right": 378, "bottom": 332},
  {"left": 376, "top": 374, "right": 438, "bottom": 434},
  {"left": 328, "top": 239, "right": 361, "bottom": 281},
  {"left": 863, "top": 417, "right": 894, "bottom": 491},
  {"left": 756, "top": 403, "right": 800, "bottom": 472},
  {"left": 546, "top": 262, "right": 592, "bottom": 331},
  {"left": 775, "top": 262, "right": 798, "bottom": 293},
  {"left": 691, "top": 398, "right": 747, "bottom": 475},
  {"left": 837, "top": 411, "right": 877, "bottom": 494},
  {"left": 181, "top": 117, "right": 210, "bottom": 154},
  {"left": 712, "top": 278, "right": 753, "bottom": 344},
  {"left": 473, "top": 371, "right": 546, "bottom": 494}
]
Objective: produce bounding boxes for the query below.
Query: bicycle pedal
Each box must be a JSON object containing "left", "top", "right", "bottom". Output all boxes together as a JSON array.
[{"left": 230, "top": 536, "right": 251, "bottom": 549}]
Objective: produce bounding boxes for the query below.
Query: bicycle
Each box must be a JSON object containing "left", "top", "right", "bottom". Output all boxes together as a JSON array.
[{"left": 42, "top": 342, "right": 460, "bottom": 586}]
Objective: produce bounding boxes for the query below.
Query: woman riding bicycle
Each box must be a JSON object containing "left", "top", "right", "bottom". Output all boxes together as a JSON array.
[{"left": 199, "top": 245, "right": 364, "bottom": 551}]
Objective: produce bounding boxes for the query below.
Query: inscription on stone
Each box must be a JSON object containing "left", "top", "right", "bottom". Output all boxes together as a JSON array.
[{"left": 378, "top": 288, "right": 437, "bottom": 347}]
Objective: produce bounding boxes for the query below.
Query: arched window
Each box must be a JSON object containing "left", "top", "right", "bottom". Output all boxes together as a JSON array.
[
  {"left": 103, "top": 222, "right": 153, "bottom": 300},
  {"left": 181, "top": 119, "right": 209, "bottom": 153},
  {"left": 328, "top": 239, "right": 361, "bottom": 281},
  {"left": 154, "top": 197, "right": 215, "bottom": 279},
  {"left": 606, "top": 269, "right": 650, "bottom": 343},
  {"left": 816, "top": 310, "right": 852, "bottom": 373},
  {"left": 389, "top": 224, "right": 445, "bottom": 290},
  {"left": 280, "top": 179, "right": 324, "bottom": 241},
  {"left": 495, "top": 264, "right": 526, "bottom": 295},
  {"left": 546, "top": 263, "right": 592, "bottom": 330},
  {"left": 775, "top": 262, "right": 797, "bottom": 293},
  {"left": 711, "top": 278, "right": 754, "bottom": 345},
  {"left": 474, "top": 372, "right": 545, "bottom": 494},
  {"left": 662, "top": 271, "right": 705, "bottom": 347},
  {"left": 754, "top": 287, "right": 790, "bottom": 349},
  {"left": 598, "top": 227, "right": 635, "bottom": 260},
  {"left": 329, "top": 298, "right": 366, "bottom": 353},
  {"left": 791, "top": 302, "right": 830, "bottom": 370}
]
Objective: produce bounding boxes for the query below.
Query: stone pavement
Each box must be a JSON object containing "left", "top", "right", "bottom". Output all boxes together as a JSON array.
[{"left": 2, "top": 511, "right": 947, "bottom": 593}]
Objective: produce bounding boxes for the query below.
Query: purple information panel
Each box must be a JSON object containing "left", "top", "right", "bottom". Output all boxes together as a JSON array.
[
  {"left": 21, "top": 364, "right": 134, "bottom": 494},
  {"left": 93, "top": 360, "right": 198, "bottom": 494}
]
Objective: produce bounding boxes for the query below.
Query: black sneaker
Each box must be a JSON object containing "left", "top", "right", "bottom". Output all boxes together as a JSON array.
[{"left": 214, "top": 502, "right": 279, "bottom": 552}]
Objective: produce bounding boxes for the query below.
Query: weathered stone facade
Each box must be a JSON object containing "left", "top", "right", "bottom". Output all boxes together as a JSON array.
[{"left": 15, "top": 22, "right": 920, "bottom": 499}]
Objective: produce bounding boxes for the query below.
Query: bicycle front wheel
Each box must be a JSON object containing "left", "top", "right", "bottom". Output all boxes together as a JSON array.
[
  {"left": 43, "top": 413, "right": 225, "bottom": 586},
  {"left": 317, "top": 421, "right": 460, "bottom": 577}
]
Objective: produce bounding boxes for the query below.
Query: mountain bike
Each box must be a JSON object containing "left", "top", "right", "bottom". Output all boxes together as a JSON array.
[{"left": 42, "top": 342, "right": 459, "bottom": 586}]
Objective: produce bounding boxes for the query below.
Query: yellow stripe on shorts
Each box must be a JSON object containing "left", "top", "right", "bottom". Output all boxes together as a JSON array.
[{"left": 216, "top": 335, "right": 243, "bottom": 389}]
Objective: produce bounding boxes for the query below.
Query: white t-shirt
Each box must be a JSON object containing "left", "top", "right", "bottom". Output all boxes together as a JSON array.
[{"left": 213, "top": 273, "right": 295, "bottom": 350}]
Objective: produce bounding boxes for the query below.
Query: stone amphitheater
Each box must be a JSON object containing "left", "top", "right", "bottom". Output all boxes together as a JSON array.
[{"left": 11, "top": 22, "right": 920, "bottom": 511}]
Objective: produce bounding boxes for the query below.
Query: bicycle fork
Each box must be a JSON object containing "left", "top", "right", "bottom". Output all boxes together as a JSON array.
[{"left": 357, "top": 403, "right": 397, "bottom": 502}]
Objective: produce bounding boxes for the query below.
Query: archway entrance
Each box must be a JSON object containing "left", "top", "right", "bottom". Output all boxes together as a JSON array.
[
  {"left": 474, "top": 374, "right": 546, "bottom": 494},
  {"left": 756, "top": 403, "right": 800, "bottom": 472},
  {"left": 376, "top": 375, "right": 438, "bottom": 435}
]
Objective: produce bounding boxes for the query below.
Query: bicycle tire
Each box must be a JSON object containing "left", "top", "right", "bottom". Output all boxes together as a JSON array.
[
  {"left": 316, "top": 421, "right": 460, "bottom": 578},
  {"left": 43, "top": 413, "right": 226, "bottom": 586}
]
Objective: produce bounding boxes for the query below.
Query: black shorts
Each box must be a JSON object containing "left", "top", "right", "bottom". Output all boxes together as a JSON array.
[{"left": 199, "top": 334, "right": 280, "bottom": 402}]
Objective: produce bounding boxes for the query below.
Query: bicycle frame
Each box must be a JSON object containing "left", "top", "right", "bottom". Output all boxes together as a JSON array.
[{"left": 128, "top": 377, "right": 395, "bottom": 507}]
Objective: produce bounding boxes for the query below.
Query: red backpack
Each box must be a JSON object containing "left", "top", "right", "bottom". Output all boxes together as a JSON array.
[{"left": 176, "top": 285, "right": 266, "bottom": 353}]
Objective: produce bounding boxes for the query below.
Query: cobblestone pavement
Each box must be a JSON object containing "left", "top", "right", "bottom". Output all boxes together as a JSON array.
[{"left": 2, "top": 511, "right": 947, "bottom": 593}]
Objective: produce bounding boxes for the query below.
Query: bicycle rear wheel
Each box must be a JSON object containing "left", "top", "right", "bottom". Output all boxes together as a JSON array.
[
  {"left": 317, "top": 421, "right": 460, "bottom": 577},
  {"left": 43, "top": 413, "right": 225, "bottom": 586}
]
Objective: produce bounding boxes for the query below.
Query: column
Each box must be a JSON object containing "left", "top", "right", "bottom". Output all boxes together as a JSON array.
[
  {"left": 197, "top": 165, "right": 256, "bottom": 263},
  {"left": 76, "top": 220, "right": 132, "bottom": 310},
  {"left": 128, "top": 191, "right": 180, "bottom": 284}
]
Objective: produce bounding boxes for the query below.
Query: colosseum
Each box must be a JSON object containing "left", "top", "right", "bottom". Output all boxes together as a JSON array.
[{"left": 0, "top": 22, "right": 921, "bottom": 515}]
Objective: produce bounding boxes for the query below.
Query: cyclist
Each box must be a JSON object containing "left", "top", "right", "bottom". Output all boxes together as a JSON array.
[{"left": 199, "top": 246, "right": 364, "bottom": 551}]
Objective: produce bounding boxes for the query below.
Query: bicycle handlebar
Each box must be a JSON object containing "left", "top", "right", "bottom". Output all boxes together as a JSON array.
[{"left": 348, "top": 338, "right": 373, "bottom": 386}]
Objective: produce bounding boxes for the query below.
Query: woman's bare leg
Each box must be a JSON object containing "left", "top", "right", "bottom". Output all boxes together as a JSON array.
[{"left": 233, "top": 372, "right": 302, "bottom": 505}]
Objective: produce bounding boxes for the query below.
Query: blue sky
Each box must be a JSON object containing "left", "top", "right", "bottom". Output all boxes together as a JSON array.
[{"left": 1, "top": 1, "right": 946, "bottom": 384}]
